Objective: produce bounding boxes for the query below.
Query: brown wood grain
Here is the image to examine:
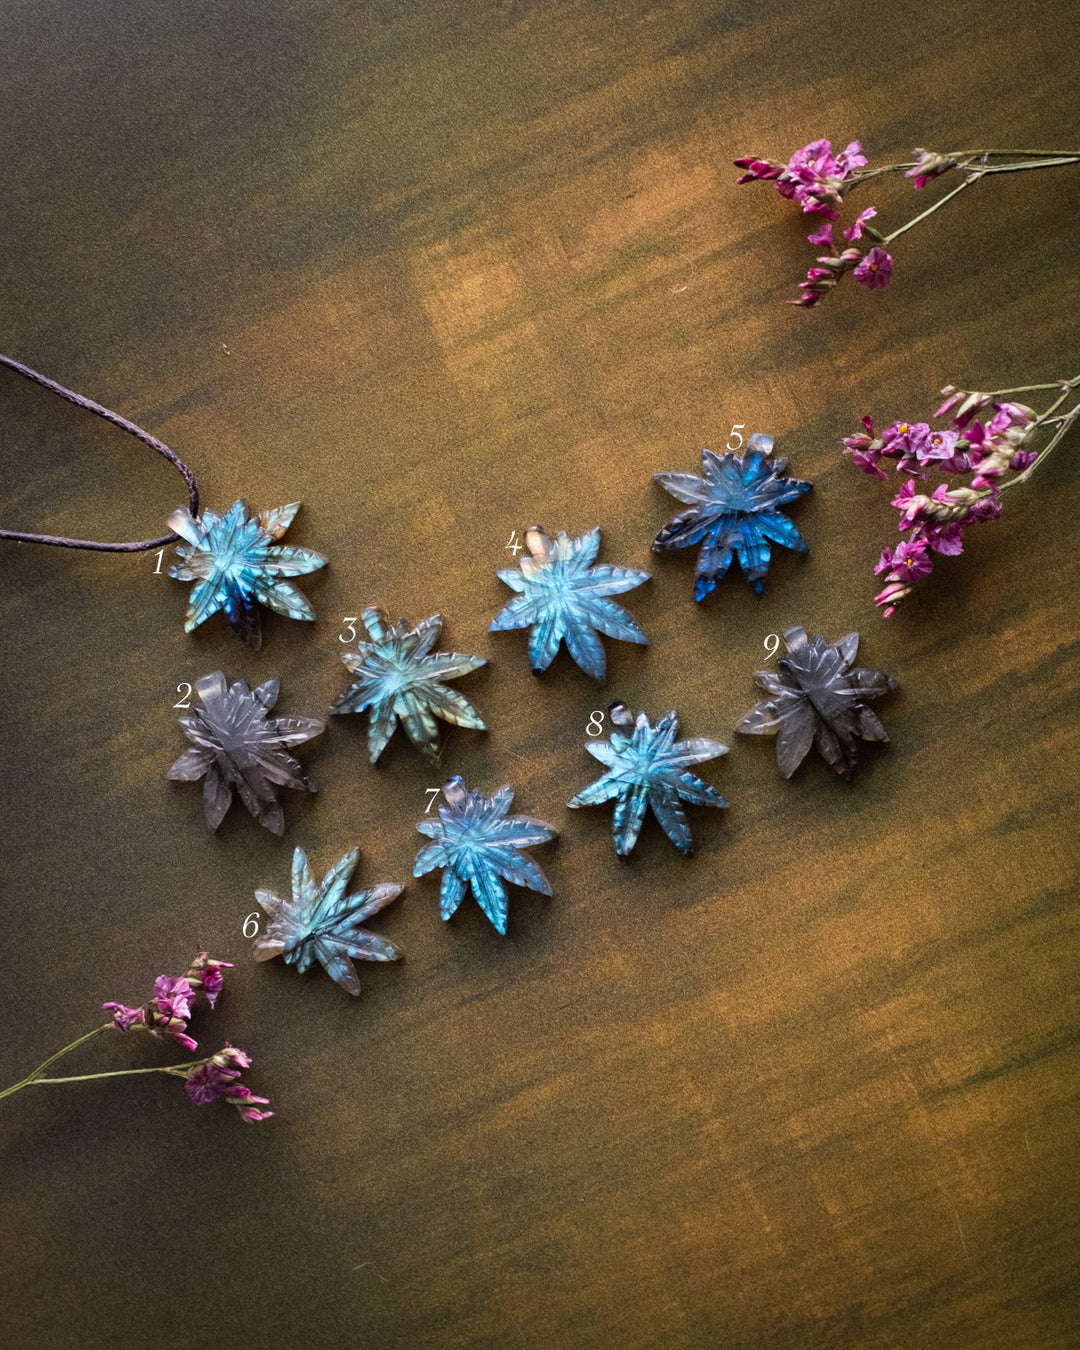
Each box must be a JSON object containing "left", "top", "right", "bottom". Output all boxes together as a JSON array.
[{"left": 1, "top": 2, "right": 1078, "bottom": 1347}]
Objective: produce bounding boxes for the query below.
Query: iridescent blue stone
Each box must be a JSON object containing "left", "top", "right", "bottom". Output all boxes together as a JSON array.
[
  {"left": 167, "top": 671, "right": 324, "bottom": 834},
  {"left": 330, "top": 607, "right": 486, "bottom": 761},
  {"left": 736, "top": 625, "right": 897, "bottom": 779},
  {"left": 414, "top": 776, "right": 556, "bottom": 935},
  {"left": 652, "top": 435, "right": 811, "bottom": 599},
  {"left": 168, "top": 500, "right": 326, "bottom": 647},
  {"left": 490, "top": 525, "right": 648, "bottom": 681},
  {"left": 567, "top": 704, "right": 728, "bottom": 858},
  {"left": 252, "top": 845, "right": 403, "bottom": 996}
]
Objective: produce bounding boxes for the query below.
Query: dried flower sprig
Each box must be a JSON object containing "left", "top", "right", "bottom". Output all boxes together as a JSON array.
[
  {"left": 843, "top": 375, "right": 1080, "bottom": 615},
  {"left": 0, "top": 954, "right": 272, "bottom": 1122},
  {"left": 735, "top": 141, "right": 1079, "bottom": 307}
]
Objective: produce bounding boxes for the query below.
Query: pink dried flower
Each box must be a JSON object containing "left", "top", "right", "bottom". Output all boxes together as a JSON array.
[
  {"left": 917, "top": 428, "right": 971, "bottom": 473},
  {"left": 936, "top": 388, "right": 994, "bottom": 427},
  {"left": 841, "top": 417, "right": 887, "bottom": 476},
  {"left": 152, "top": 976, "right": 195, "bottom": 1023},
  {"left": 185, "top": 1062, "right": 236, "bottom": 1106},
  {"left": 843, "top": 207, "right": 878, "bottom": 241},
  {"left": 101, "top": 957, "right": 232, "bottom": 1054},
  {"left": 228, "top": 1087, "right": 275, "bottom": 1124},
  {"left": 806, "top": 221, "right": 834, "bottom": 247},
  {"left": 182, "top": 1045, "right": 273, "bottom": 1123},
  {"left": 776, "top": 138, "right": 867, "bottom": 218},
  {"left": 844, "top": 373, "right": 1074, "bottom": 616},
  {"left": 933, "top": 388, "right": 965, "bottom": 420},
  {"left": 986, "top": 402, "right": 1035, "bottom": 437},
  {"left": 854, "top": 246, "right": 893, "bottom": 289},
  {"left": 737, "top": 139, "right": 866, "bottom": 219},
  {"left": 183, "top": 954, "right": 234, "bottom": 1010},
  {"left": 917, "top": 520, "right": 965, "bottom": 555},
  {"left": 210, "top": 1045, "right": 252, "bottom": 1071},
  {"left": 102, "top": 1002, "right": 146, "bottom": 1033},
  {"left": 789, "top": 247, "right": 862, "bottom": 307},
  {"left": 733, "top": 156, "right": 785, "bottom": 184},
  {"left": 875, "top": 539, "right": 932, "bottom": 578},
  {"left": 873, "top": 580, "right": 914, "bottom": 617}
]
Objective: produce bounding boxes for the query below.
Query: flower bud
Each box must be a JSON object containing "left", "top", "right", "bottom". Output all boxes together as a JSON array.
[
  {"left": 905, "top": 149, "right": 965, "bottom": 189},
  {"left": 873, "top": 580, "right": 912, "bottom": 616}
]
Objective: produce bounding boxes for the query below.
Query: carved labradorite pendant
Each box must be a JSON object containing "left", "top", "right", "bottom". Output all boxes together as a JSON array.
[
  {"left": 252, "top": 845, "right": 403, "bottom": 995},
  {"left": 168, "top": 500, "right": 326, "bottom": 647},
  {"left": 736, "top": 625, "right": 897, "bottom": 778},
  {"left": 167, "top": 671, "right": 324, "bottom": 834},
  {"left": 652, "top": 434, "right": 811, "bottom": 599},
  {"left": 329, "top": 607, "right": 486, "bottom": 762},
  {"left": 413, "top": 776, "right": 557, "bottom": 935},
  {"left": 490, "top": 525, "right": 649, "bottom": 681},
  {"left": 567, "top": 703, "right": 728, "bottom": 858}
]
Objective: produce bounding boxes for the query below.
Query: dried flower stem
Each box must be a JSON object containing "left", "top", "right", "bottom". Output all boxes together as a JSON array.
[
  {"left": 883, "top": 177, "right": 974, "bottom": 243},
  {"left": 0, "top": 1025, "right": 111, "bottom": 1100},
  {"left": 997, "top": 389, "right": 1080, "bottom": 494},
  {"left": 1, "top": 957, "right": 271, "bottom": 1122},
  {"left": 737, "top": 140, "right": 1079, "bottom": 308},
  {"left": 10, "top": 1061, "right": 204, "bottom": 1088},
  {"left": 854, "top": 150, "right": 1080, "bottom": 180}
]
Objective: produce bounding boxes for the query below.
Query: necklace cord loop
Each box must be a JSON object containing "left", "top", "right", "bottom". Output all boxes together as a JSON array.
[{"left": 0, "top": 352, "right": 199, "bottom": 552}]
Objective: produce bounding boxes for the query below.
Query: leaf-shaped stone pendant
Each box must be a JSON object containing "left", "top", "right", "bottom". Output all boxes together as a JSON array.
[
  {"left": 652, "top": 435, "right": 811, "bottom": 599},
  {"left": 736, "top": 626, "right": 897, "bottom": 778},
  {"left": 330, "top": 607, "right": 486, "bottom": 761},
  {"left": 167, "top": 672, "right": 324, "bottom": 834},
  {"left": 252, "top": 846, "right": 403, "bottom": 995},
  {"left": 567, "top": 703, "right": 728, "bottom": 857},
  {"left": 168, "top": 500, "right": 326, "bottom": 647},
  {"left": 490, "top": 525, "right": 648, "bottom": 680},
  {"left": 414, "top": 776, "right": 556, "bottom": 934}
]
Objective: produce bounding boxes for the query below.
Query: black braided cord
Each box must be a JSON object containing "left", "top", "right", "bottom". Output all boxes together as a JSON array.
[{"left": 0, "top": 352, "right": 199, "bottom": 551}]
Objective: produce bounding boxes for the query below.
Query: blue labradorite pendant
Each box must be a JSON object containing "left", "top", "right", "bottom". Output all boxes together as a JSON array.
[
  {"left": 490, "top": 525, "right": 648, "bottom": 681},
  {"left": 568, "top": 703, "right": 728, "bottom": 858},
  {"left": 652, "top": 434, "right": 811, "bottom": 599},
  {"left": 252, "top": 845, "right": 403, "bottom": 995},
  {"left": 329, "top": 607, "right": 486, "bottom": 762},
  {"left": 168, "top": 500, "right": 326, "bottom": 647},
  {"left": 414, "top": 776, "right": 557, "bottom": 935}
]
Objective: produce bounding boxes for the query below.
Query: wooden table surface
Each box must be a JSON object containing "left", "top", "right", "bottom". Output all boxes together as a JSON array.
[{"left": 1, "top": 3, "right": 1078, "bottom": 1347}]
